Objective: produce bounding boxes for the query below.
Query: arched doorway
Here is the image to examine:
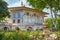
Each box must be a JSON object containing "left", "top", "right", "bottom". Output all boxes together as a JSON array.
[
  {"left": 27, "top": 26, "right": 32, "bottom": 31},
  {"left": 3, "top": 27, "right": 8, "bottom": 31},
  {"left": 15, "top": 27, "right": 20, "bottom": 30}
]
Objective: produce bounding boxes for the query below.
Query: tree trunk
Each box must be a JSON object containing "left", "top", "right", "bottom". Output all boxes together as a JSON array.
[
  {"left": 50, "top": 7, "right": 57, "bottom": 31},
  {"left": 53, "top": 9, "right": 58, "bottom": 31}
]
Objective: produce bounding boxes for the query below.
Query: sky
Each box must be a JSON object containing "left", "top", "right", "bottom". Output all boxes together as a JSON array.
[
  {"left": 5, "top": 0, "right": 60, "bottom": 18},
  {"left": 5, "top": 0, "right": 32, "bottom": 7}
]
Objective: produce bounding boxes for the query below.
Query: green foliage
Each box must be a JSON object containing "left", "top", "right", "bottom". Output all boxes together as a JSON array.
[
  {"left": 0, "top": 0, "right": 9, "bottom": 20},
  {"left": 56, "top": 18, "right": 60, "bottom": 30},
  {"left": 0, "top": 31, "right": 60, "bottom": 40},
  {"left": 45, "top": 18, "right": 53, "bottom": 30},
  {"left": 27, "top": 0, "right": 60, "bottom": 11},
  {"left": 27, "top": 0, "right": 46, "bottom": 10},
  {"left": 46, "top": 18, "right": 60, "bottom": 30},
  {"left": 0, "top": 31, "right": 43, "bottom": 40},
  {"left": 27, "top": 0, "right": 60, "bottom": 20},
  {"left": 0, "top": 33, "right": 4, "bottom": 40}
]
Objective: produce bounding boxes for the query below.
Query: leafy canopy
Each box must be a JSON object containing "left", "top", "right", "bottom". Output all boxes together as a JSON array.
[
  {"left": 0, "top": 0, "right": 9, "bottom": 20},
  {"left": 27, "top": 0, "right": 60, "bottom": 11}
]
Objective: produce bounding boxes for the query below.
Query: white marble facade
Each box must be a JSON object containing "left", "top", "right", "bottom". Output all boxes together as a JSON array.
[{"left": 7, "top": 10, "right": 44, "bottom": 30}]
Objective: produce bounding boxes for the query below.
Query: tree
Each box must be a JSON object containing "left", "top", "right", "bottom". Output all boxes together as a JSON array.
[
  {"left": 46, "top": 18, "right": 60, "bottom": 31},
  {"left": 56, "top": 18, "right": 60, "bottom": 30},
  {"left": 0, "top": 0, "right": 9, "bottom": 20},
  {"left": 45, "top": 18, "right": 53, "bottom": 30},
  {"left": 27, "top": 0, "right": 60, "bottom": 30}
]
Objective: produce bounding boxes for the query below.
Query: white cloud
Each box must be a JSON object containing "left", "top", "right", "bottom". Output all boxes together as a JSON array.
[
  {"left": 8, "top": 1, "right": 21, "bottom": 7},
  {"left": 8, "top": 0, "right": 32, "bottom": 8}
]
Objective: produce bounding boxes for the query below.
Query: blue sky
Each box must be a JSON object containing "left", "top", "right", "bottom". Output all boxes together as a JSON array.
[
  {"left": 5, "top": 0, "right": 21, "bottom": 7},
  {"left": 5, "top": 0, "right": 30, "bottom": 7},
  {"left": 5, "top": 0, "right": 18, "bottom": 5},
  {"left": 5, "top": 0, "right": 60, "bottom": 18}
]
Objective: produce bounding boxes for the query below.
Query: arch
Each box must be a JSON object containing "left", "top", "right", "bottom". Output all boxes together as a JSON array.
[
  {"left": 15, "top": 27, "right": 20, "bottom": 30},
  {"left": 3, "top": 27, "right": 8, "bottom": 30},
  {"left": 27, "top": 26, "right": 32, "bottom": 31}
]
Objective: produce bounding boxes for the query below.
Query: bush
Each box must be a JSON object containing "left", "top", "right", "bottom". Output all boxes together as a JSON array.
[
  {"left": 0, "top": 33, "right": 4, "bottom": 40},
  {"left": 0, "top": 30, "right": 60, "bottom": 40}
]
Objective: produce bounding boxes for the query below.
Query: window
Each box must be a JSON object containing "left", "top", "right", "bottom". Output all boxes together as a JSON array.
[
  {"left": 26, "top": 12, "right": 29, "bottom": 16},
  {"left": 13, "top": 20, "right": 15, "bottom": 23},
  {"left": 17, "top": 19, "right": 20, "bottom": 23},
  {"left": 13, "top": 13, "right": 16, "bottom": 18},
  {"left": 34, "top": 14, "right": 36, "bottom": 16},
  {"left": 18, "top": 12, "right": 20, "bottom": 18},
  {"left": 17, "top": 11, "right": 23, "bottom": 19}
]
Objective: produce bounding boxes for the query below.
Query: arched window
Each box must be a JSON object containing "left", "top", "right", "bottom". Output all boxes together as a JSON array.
[
  {"left": 34, "top": 13, "right": 36, "bottom": 16},
  {"left": 15, "top": 27, "right": 20, "bottom": 30},
  {"left": 4, "top": 27, "right": 8, "bottom": 30},
  {"left": 17, "top": 10, "right": 23, "bottom": 19},
  {"left": 13, "top": 20, "right": 15, "bottom": 23},
  {"left": 26, "top": 12, "right": 29, "bottom": 16},
  {"left": 18, "top": 12, "right": 20, "bottom": 18},
  {"left": 13, "top": 13, "right": 16, "bottom": 18},
  {"left": 27, "top": 27, "right": 32, "bottom": 31},
  {"left": 17, "top": 19, "right": 20, "bottom": 23}
]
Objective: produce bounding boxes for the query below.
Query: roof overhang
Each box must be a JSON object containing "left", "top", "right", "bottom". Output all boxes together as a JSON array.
[{"left": 8, "top": 7, "right": 48, "bottom": 15}]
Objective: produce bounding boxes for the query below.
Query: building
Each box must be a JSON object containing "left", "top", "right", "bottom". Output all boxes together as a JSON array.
[
  {"left": 4, "top": 6, "right": 48, "bottom": 30},
  {"left": 4, "top": 1, "right": 48, "bottom": 30},
  {"left": 0, "top": 0, "right": 48, "bottom": 30}
]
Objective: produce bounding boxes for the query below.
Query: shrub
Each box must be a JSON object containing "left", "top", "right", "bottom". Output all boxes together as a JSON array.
[{"left": 0, "top": 30, "right": 60, "bottom": 40}]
